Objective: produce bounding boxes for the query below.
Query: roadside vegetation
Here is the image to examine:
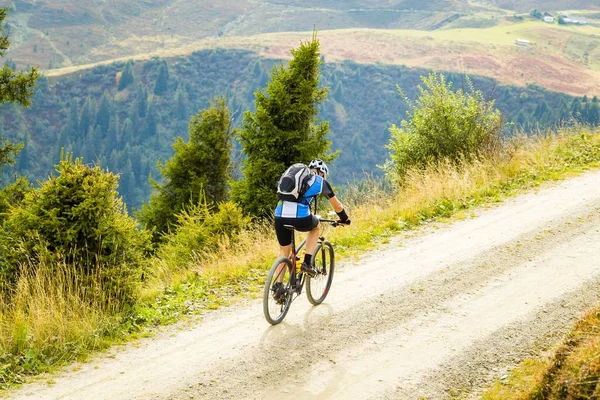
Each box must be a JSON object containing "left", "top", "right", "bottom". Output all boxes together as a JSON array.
[
  {"left": 1, "top": 8, "right": 600, "bottom": 397},
  {"left": 483, "top": 307, "right": 600, "bottom": 399}
]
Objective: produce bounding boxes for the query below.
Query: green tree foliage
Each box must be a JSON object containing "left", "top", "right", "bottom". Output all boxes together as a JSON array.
[
  {"left": 136, "top": 83, "right": 148, "bottom": 118},
  {"left": 117, "top": 60, "right": 134, "bottom": 91},
  {"left": 230, "top": 31, "right": 332, "bottom": 217},
  {"left": 0, "top": 176, "right": 32, "bottom": 225},
  {"left": 96, "top": 91, "right": 112, "bottom": 134},
  {"left": 0, "top": 153, "right": 151, "bottom": 306},
  {"left": 154, "top": 60, "right": 169, "bottom": 95},
  {"left": 384, "top": 72, "right": 503, "bottom": 180},
  {"left": 530, "top": 9, "right": 542, "bottom": 19},
  {"left": 0, "top": 7, "right": 38, "bottom": 172},
  {"left": 138, "top": 97, "right": 234, "bottom": 239},
  {"left": 0, "top": 49, "right": 588, "bottom": 211},
  {"left": 157, "top": 200, "right": 250, "bottom": 269}
]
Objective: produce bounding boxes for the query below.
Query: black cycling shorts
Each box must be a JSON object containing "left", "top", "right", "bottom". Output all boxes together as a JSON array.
[{"left": 274, "top": 215, "right": 319, "bottom": 246}]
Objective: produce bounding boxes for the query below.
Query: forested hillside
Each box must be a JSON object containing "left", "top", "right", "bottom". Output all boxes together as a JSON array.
[{"left": 1, "top": 49, "right": 598, "bottom": 210}]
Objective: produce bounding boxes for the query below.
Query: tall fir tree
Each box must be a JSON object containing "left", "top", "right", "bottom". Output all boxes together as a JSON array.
[
  {"left": 137, "top": 97, "right": 234, "bottom": 239},
  {"left": 136, "top": 83, "right": 148, "bottom": 118},
  {"left": 154, "top": 60, "right": 169, "bottom": 95},
  {"left": 0, "top": 7, "right": 38, "bottom": 172},
  {"left": 118, "top": 60, "right": 134, "bottom": 91},
  {"left": 230, "top": 31, "right": 333, "bottom": 217},
  {"left": 96, "top": 91, "right": 112, "bottom": 135}
]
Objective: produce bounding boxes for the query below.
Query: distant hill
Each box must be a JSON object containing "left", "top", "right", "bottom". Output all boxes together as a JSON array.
[
  {"left": 493, "top": 0, "right": 600, "bottom": 13},
  {"left": 4, "top": 0, "right": 600, "bottom": 98},
  {"left": 4, "top": 0, "right": 473, "bottom": 69}
]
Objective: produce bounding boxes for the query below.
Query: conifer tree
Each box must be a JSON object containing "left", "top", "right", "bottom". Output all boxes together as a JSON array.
[
  {"left": 136, "top": 83, "right": 148, "bottom": 118},
  {"left": 118, "top": 60, "right": 134, "bottom": 91},
  {"left": 137, "top": 97, "right": 234, "bottom": 239},
  {"left": 230, "top": 31, "right": 333, "bottom": 217},
  {"left": 154, "top": 60, "right": 169, "bottom": 95},
  {"left": 175, "top": 86, "right": 188, "bottom": 120},
  {"left": 0, "top": 7, "right": 38, "bottom": 171},
  {"left": 97, "top": 91, "right": 112, "bottom": 134},
  {"left": 79, "top": 95, "right": 97, "bottom": 135}
]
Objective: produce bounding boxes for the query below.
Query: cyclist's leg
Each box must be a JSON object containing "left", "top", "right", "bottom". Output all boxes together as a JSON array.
[
  {"left": 305, "top": 227, "right": 319, "bottom": 256},
  {"left": 278, "top": 244, "right": 291, "bottom": 258},
  {"left": 274, "top": 218, "right": 293, "bottom": 283},
  {"left": 297, "top": 215, "right": 320, "bottom": 268}
]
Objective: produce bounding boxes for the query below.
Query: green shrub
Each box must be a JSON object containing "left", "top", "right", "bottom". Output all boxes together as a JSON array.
[
  {"left": 384, "top": 72, "right": 503, "bottom": 181},
  {"left": 157, "top": 200, "right": 250, "bottom": 269},
  {"left": 0, "top": 176, "right": 33, "bottom": 225},
  {"left": 0, "top": 153, "right": 151, "bottom": 307}
]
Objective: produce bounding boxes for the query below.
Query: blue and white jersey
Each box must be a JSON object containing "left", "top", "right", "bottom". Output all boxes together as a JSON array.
[{"left": 274, "top": 174, "right": 334, "bottom": 218}]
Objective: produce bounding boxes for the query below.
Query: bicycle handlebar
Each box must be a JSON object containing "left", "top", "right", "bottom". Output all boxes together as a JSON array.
[{"left": 317, "top": 217, "right": 350, "bottom": 227}]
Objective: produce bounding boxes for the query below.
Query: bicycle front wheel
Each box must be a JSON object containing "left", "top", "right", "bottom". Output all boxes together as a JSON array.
[
  {"left": 263, "top": 257, "right": 293, "bottom": 325},
  {"left": 306, "top": 241, "right": 334, "bottom": 305}
]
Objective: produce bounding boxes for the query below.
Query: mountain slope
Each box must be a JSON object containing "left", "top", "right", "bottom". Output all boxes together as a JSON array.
[{"left": 5, "top": 1, "right": 600, "bottom": 96}]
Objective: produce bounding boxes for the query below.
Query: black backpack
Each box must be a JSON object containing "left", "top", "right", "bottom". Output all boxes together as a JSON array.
[{"left": 277, "top": 163, "right": 313, "bottom": 202}]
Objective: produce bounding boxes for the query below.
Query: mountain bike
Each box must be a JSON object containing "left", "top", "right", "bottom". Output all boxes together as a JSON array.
[{"left": 263, "top": 218, "right": 342, "bottom": 325}]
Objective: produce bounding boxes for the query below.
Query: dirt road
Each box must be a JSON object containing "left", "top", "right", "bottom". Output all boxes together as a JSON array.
[{"left": 8, "top": 170, "right": 600, "bottom": 400}]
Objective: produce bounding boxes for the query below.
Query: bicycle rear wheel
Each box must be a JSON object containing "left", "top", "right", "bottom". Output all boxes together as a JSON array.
[
  {"left": 263, "top": 257, "right": 293, "bottom": 325},
  {"left": 306, "top": 241, "right": 334, "bottom": 305}
]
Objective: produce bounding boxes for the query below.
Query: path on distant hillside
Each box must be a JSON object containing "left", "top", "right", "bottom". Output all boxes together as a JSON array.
[
  {"left": 12, "top": 13, "right": 73, "bottom": 68},
  {"left": 8, "top": 170, "right": 600, "bottom": 400}
]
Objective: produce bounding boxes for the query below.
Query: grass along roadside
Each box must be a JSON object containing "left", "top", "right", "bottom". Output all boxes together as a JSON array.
[
  {"left": 1, "top": 126, "right": 600, "bottom": 392},
  {"left": 482, "top": 308, "right": 600, "bottom": 399}
]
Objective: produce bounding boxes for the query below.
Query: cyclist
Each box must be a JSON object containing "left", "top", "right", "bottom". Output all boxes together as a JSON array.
[{"left": 274, "top": 159, "right": 351, "bottom": 284}]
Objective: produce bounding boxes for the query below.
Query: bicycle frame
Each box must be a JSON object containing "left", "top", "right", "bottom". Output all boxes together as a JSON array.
[
  {"left": 284, "top": 226, "right": 306, "bottom": 292},
  {"left": 264, "top": 217, "right": 342, "bottom": 324},
  {"left": 284, "top": 218, "right": 338, "bottom": 294}
]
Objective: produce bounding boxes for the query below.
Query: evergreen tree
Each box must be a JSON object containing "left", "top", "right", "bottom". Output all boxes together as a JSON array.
[
  {"left": 230, "top": 31, "right": 332, "bottom": 217},
  {"left": 137, "top": 97, "right": 234, "bottom": 239},
  {"left": 175, "top": 86, "right": 188, "bottom": 120},
  {"left": 571, "top": 99, "right": 582, "bottom": 121},
  {"left": 79, "top": 96, "right": 97, "bottom": 135},
  {"left": 136, "top": 83, "right": 148, "bottom": 118},
  {"left": 0, "top": 7, "right": 38, "bottom": 172},
  {"left": 121, "top": 118, "right": 134, "bottom": 145},
  {"left": 154, "top": 60, "right": 169, "bottom": 95},
  {"left": 143, "top": 101, "right": 158, "bottom": 137},
  {"left": 118, "top": 60, "right": 134, "bottom": 91},
  {"left": 96, "top": 91, "right": 112, "bottom": 134},
  {"left": 65, "top": 100, "right": 79, "bottom": 136},
  {"left": 107, "top": 113, "right": 120, "bottom": 145},
  {"left": 586, "top": 102, "right": 600, "bottom": 125}
]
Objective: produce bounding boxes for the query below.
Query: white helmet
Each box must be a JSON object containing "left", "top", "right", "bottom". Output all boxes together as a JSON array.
[{"left": 308, "top": 159, "right": 329, "bottom": 177}]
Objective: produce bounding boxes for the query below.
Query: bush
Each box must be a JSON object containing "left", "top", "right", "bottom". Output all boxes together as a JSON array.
[
  {"left": 0, "top": 176, "right": 33, "bottom": 225},
  {"left": 0, "top": 154, "right": 151, "bottom": 307},
  {"left": 384, "top": 72, "right": 503, "bottom": 181},
  {"left": 157, "top": 200, "right": 250, "bottom": 270}
]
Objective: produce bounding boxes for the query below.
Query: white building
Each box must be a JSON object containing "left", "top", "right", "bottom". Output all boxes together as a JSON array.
[
  {"left": 515, "top": 39, "right": 531, "bottom": 47},
  {"left": 544, "top": 16, "right": 555, "bottom": 22}
]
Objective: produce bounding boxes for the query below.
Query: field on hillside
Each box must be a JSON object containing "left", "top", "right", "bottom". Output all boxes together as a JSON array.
[
  {"left": 4, "top": 1, "right": 600, "bottom": 97},
  {"left": 7, "top": 0, "right": 597, "bottom": 68},
  {"left": 45, "top": 18, "right": 600, "bottom": 98}
]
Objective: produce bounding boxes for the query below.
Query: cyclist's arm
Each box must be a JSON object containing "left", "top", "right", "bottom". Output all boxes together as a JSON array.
[
  {"left": 321, "top": 179, "right": 344, "bottom": 213},
  {"left": 328, "top": 196, "right": 344, "bottom": 213}
]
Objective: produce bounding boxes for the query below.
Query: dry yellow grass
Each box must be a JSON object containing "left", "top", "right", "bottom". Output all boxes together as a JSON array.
[{"left": 0, "top": 263, "right": 113, "bottom": 370}]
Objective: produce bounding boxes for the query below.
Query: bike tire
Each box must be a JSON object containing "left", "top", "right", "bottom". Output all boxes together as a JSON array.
[
  {"left": 263, "top": 256, "right": 294, "bottom": 325},
  {"left": 306, "top": 241, "right": 334, "bottom": 305}
]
